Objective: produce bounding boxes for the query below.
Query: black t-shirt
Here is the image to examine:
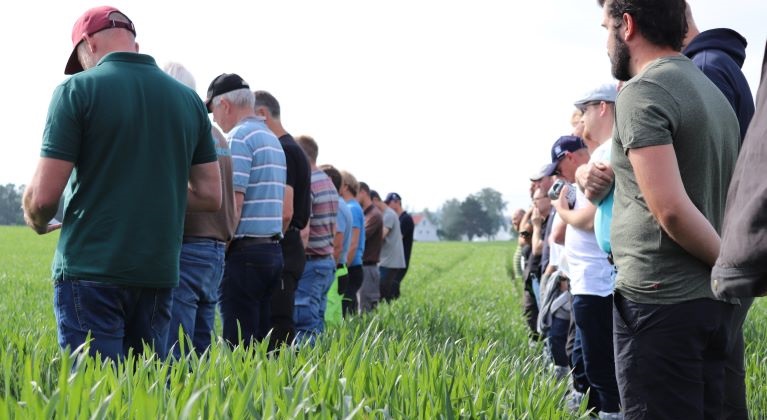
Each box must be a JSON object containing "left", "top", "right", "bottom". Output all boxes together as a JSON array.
[
  {"left": 279, "top": 133, "right": 311, "bottom": 230},
  {"left": 399, "top": 211, "right": 415, "bottom": 266}
]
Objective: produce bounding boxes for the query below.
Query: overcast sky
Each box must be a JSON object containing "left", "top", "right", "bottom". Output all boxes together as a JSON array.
[{"left": 2, "top": 1, "right": 765, "bottom": 214}]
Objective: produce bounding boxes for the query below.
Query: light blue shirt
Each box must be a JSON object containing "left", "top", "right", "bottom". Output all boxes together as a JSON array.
[
  {"left": 228, "top": 117, "right": 286, "bottom": 238},
  {"left": 337, "top": 197, "right": 352, "bottom": 264},
  {"left": 346, "top": 198, "right": 365, "bottom": 266}
]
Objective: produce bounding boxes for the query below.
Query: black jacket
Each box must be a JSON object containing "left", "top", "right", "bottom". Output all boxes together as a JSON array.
[{"left": 684, "top": 28, "right": 755, "bottom": 141}]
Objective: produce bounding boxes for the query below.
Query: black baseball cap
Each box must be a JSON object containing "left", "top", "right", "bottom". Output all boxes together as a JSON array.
[{"left": 204, "top": 73, "right": 250, "bottom": 112}]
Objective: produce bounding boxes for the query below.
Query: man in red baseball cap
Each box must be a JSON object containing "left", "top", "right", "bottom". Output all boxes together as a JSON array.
[
  {"left": 64, "top": 6, "right": 137, "bottom": 75},
  {"left": 23, "top": 6, "right": 223, "bottom": 362}
]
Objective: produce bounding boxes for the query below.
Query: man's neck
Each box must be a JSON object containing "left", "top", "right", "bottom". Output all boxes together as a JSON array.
[
  {"left": 233, "top": 111, "right": 259, "bottom": 127},
  {"left": 631, "top": 44, "right": 681, "bottom": 77},
  {"left": 266, "top": 119, "right": 288, "bottom": 137}
]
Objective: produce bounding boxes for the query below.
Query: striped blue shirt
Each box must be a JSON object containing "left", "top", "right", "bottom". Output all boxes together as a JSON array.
[{"left": 228, "top": 117, "right": 286, "bottom": 238}]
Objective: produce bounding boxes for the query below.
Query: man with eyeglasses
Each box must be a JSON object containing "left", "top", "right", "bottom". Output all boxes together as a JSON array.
[{"left": 22, "top": 6, "right": 222, "bottom": 361}]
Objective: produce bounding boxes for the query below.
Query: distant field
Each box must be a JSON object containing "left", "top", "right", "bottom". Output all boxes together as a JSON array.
[{"left": 0, "top": 225, "right": 764, "bottom": 418}]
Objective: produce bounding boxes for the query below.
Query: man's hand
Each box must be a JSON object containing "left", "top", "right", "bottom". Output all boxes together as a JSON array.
[
  {"left": 551, "top": 183, "right": 570, "bottom": 213},
  {"left": 577, "top": 162, "right": 614, "bottom": 203},
  {"left": 531, "top": 206, "right": 543, "bottom": 227},
  {"left": 24, "top": 213, "right": 61, "bottom": 235}
]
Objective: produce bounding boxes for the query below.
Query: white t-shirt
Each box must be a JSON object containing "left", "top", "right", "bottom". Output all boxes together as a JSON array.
[
  {"left": 564, "top": 187, "right": 614, "bottom": 296},
  {"left": 548, "top": 213, "right": 565, "bottom": 267}
]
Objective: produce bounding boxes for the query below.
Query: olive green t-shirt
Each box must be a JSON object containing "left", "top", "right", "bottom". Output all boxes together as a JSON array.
[
  {"left": 41, "top": 52, "right": 217, "bottom": 288},
  {"left": 611, "top": 56, "right": 740, "bottom": 304}
]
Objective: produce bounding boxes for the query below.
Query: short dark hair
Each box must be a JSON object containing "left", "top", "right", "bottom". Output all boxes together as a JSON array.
[
  {"left": 254, "top": 90, "right": 281, "bottom": 118},
  {"left": 600, "top": 0, "right": 687, "bottom": 51},
  {"left": 359, "top": 182, "right": 370, "bottom": 194},
  {"left": 320, "top": 164, "right": 342, "bottom": 191}
]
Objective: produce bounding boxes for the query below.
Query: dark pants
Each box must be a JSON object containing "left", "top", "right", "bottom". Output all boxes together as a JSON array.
[
  {"left": 392, "top": 265, "right": 409, "bottom": 298},
  {"left": 54, "top": 276, "right": 172, "bottom": 361},
  {"left": 571, "top": 294, "right": 620, "bottom": 413},
  {"left": 343, "top": 265, "right": 363, "bottom": 316},
  {"left": 613, "top": 292, "right": 735, "bottom": 420},
  {"left": 724, "top": 297, "right": 753, "bottom": 420},
  {"left": 269, "top": 229, "right": 305, "bottom": 351},
  {"left": 379, "top": 266, "right": 403, "bottom": 302},
  {"left": 219, "top": 241, "right": 283, "bottom": 346}
]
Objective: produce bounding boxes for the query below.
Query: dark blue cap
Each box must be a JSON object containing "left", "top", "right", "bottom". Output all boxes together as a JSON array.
[{"left": 543, "top": 135, "right": 587, "bottom": 176}]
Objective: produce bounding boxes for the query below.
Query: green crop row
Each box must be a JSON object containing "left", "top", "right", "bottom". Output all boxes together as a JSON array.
[{"left": 0, "top": 226, "right": 763, "bottom": 419}]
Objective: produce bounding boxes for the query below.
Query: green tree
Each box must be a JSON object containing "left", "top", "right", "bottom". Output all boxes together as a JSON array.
[
  {"left": 461, "top": 196, "right": 490, "bottom": 241},
  {"left": 474, "top": 188, "right": 507, "bottom": 239},
  {"left": 0, "top": 184, "right": 24, "bottom": 225},
  {"left": 437, "top": 199, "right": 463, "bottom": 240}
]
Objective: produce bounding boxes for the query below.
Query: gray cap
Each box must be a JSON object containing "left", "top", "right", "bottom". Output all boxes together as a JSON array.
[
  {"left": 574, "top": 83, "right": 618, "bottom": 111},
  {"left": 529, "top": 164, "right": 550, "bottom": 181}
]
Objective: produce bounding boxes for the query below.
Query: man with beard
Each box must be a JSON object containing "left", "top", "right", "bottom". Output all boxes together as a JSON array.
[{"left": 596, "top": 0, "right": 740, "bottom": 418}]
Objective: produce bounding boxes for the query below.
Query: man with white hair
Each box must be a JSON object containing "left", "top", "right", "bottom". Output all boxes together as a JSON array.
[
  {"left": 163, "top": 63, "right": 237, "bottom": 359},
  {"left": 206, "top": 73, "right": 287, "bottom": 346}
]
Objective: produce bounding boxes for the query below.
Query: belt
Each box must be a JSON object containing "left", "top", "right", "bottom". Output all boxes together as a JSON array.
[
  {"left": 231, "top": 236, "right": 281, "bottom": 248},
  {"left": 363, "top": 261, "right": 378, "bottom": 266},
  {"left": 306, "top": 254, "right": 332, "bottom": 261},
  {"left": 183, "top": 236, "right": 225, "bottom": 244}
]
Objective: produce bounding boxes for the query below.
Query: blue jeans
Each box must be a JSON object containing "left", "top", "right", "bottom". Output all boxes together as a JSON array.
[
  {"left": 219, "top": 241, "right": 283, "bottom": 346},
  {"left": 167, "top": 239, "right": 226, "bottom": 358},
  {"left": 294, "top": 257, "right": 336, "bottom": 345},
  {"left": 571, "top": 294, "right": 620, "bottom": 413},
  {"left": 54, "top": 276, "right": 172, "bottom": 361}
]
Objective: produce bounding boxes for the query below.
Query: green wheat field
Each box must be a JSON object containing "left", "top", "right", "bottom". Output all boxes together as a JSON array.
[{"left": 0, "top": 226, "right": 765, "bottom": 419}]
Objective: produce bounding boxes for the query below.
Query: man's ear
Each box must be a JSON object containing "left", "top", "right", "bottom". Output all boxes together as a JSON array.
[
  {"left": 82, "top": 33, "right": 97, "bottom": 53},
  {"left": 622, "top": 13, "right": 635, "bottom": 41}
]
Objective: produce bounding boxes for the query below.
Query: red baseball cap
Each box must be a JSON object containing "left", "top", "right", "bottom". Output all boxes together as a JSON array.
[{"left": 64, "top": 6, "right": 136, "bottom": 75}]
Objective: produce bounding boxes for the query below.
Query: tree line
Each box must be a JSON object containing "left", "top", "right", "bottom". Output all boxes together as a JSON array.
[
  {"left": 1, "top": 184, "right": 510, "bottom": 242},
  {"left": 0, "top": 184, "right": 24, "bottom": 225},
  {"left": 434, "top": 187, "right": 508, "bottom": 241}
]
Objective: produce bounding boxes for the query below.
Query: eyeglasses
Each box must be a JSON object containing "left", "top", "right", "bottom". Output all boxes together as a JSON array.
[{"left": 520, "top": 231, "right": 532, "bottom": 238}]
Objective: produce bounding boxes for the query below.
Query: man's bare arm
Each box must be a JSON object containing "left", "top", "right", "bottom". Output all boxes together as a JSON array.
[
  {"left": 23, "top": 157, "right": 73, "bottom": 234},
  {"left": 346, "top": 227, "right": 360, "bottom": 265},
  {"left": 552, "top": 184, "right": 596, "bottom": 231},
  {"left": 629, "top": 144, "right": 720, "bottom": 266}
]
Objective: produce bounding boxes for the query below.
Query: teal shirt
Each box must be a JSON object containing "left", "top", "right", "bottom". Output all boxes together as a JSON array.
[
  {"left": 42, "top": 52, "right": 217, "bottom": 287},
  {"left": 592, "top": 142, "right": 613, "bottom": 254}
]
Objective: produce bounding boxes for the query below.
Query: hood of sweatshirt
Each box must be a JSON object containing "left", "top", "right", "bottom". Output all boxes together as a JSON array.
[{"left": 683, "top": 28, "right": 747, "bottom": 68}]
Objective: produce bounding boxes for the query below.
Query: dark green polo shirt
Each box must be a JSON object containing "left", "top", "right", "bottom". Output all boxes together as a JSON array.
[{"left": 41, "top": 52, "right": 216, "bottom": 287}]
